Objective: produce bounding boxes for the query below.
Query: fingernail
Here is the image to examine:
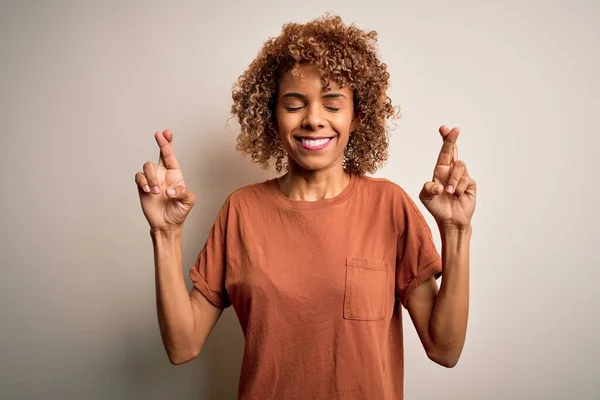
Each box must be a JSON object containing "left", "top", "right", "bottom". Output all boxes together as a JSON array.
[
  {"left": 144, "top": 185, "right": 150, "bottom": 193},
  {"left": 167, "top": 188, "right": 175, "bottom": 196},
  {"left": 446, "top": 185, "right": 454, "bottom": 193},
  {"left": 152, "top": 186, "right": 160, "bottom": 194}
]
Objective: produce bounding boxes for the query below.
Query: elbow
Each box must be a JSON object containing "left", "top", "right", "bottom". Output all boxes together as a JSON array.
[
  {"left": 431, "top": 355, "right": 460, "bottom": 368},
  {"left": 427, "top": 348, "right": 461, "bottom": 368},
  {"left": 166, "top": 344, "right": 201, "bottom": 365},
  {"left": 167, "top": 349, "right": 200, "bottom": 365},
  {"left": 161, "top": 331, "right": 204, "bottom": 365},
  {"left": 426, "top": 334, "right": 466, "bottom": 368}
]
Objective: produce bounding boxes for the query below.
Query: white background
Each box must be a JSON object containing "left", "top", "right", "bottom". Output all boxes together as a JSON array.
[{"left": 1, "top": 0, "right": 598, "bottom": 398}]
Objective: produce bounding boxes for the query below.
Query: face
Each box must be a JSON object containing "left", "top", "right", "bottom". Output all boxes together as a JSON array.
[{"left": 274, "top": 64, "right": 357, "bottom": 173}]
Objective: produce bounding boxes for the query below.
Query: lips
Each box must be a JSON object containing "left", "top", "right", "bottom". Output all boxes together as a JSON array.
[{"left": 294, "top": 136, "right": 334, "bottom": 151}]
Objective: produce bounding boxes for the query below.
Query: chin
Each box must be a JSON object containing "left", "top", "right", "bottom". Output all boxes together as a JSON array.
[
  {"left": 282, "top": 135, "right": 349, "bottom": 173},
  {"left": 288, "top": 155, "right": 344, "bottom": 173}
]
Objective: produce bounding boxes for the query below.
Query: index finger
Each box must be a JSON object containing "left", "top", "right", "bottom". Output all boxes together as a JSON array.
[
  {"left": 435, "top": 126, "right": 459, "bottom": 166},
  {"left": 155, "top": 129, "right": 180, "bottom": 170}
]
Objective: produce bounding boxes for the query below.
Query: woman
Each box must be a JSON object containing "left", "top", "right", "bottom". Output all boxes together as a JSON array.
[{"left": 135, "top": 14, "right": 476, "bottom": 400}]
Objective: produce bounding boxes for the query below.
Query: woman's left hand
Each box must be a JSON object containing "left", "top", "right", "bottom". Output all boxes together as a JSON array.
[{"left": 419, "top": 126, "right": 477, "bottom": 229}]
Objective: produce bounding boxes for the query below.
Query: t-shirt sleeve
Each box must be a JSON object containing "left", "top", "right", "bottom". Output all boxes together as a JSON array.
[
  {"left": 395, "top": 189, "right": 442, "bottom": 308},
  {"left": 188, "top": 198, "right": 232, "bottom": 309}
]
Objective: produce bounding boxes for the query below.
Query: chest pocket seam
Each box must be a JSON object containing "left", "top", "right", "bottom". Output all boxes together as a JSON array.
[{"left": 343, "top": 257, "right": 390, "bottom": 321}]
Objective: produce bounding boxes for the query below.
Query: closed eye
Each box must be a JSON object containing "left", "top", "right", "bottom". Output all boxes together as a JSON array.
[{"left": 284, "top": 105, "right": 340, "bottom": 112}]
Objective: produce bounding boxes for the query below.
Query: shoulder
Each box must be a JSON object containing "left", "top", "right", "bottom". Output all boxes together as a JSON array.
[
  {"left": 222, "top": 179, "right": 273, "bottom": 209},
  {"left": 210, "top": 179, "right": 272, "bottom": 225},
  {"left": 357, "top": 174, "right": 424, "bottom": 216},
  {"left": 358, "top": 174, "right": 411, "bottom": 201}
]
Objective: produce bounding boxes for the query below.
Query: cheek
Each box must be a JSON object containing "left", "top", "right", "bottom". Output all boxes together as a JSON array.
[
  {"left": 333, "top": 112, "right": 355, "bottom": 132},
  {"left": 276, "top": 112, "right": 299, "bottom": 134},
  {"left": 274, "top": 111, "right": 285, "bottom": 137}
]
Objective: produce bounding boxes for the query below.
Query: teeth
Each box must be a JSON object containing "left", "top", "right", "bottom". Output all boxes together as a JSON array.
[{"left": 301, "top": 138, "right": 330, "bottom": 147}]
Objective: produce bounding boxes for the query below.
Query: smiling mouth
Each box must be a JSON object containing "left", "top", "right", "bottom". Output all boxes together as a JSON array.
[{"left": 294, "top": 136, "right": 334, "bottom": 151}]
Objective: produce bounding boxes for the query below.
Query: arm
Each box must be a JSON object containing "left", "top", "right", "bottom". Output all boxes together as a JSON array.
[
  {"left": 410, "top": 124, "right": 476, "bottom": 367},
  {"left": 405, "top": 224, "right": 471, "bottom": 368},
  {"left": 136, "top": 129, "right": 223, "bottom": 365},
  {"left": 152, "top": 227, "right": 223, "bottom": 365}
]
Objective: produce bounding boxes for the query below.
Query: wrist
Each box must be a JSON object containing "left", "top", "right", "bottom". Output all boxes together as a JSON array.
[
  {"left": 438, "top": 223, "right": 472, "bottom": 238},
  {"left": 150, "top": 225, "right": 184, "bottom": 238}
]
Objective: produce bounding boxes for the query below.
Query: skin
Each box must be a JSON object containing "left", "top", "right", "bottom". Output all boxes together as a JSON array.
[
  {"left": 274, "top": 65, "right": 357, "bottom": 201},
  {"left": 135, "top": 130, "right": 221, "bottom": 365},
  {"left": 410, "top": 125, "right": 476, "bottom": 367},
  {"left": 134, "top": 65, "right": 476, "bottom": 368}
]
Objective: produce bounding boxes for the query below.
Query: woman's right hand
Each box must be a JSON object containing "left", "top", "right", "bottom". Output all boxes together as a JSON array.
[{"left": 135, "top": 130, "right": 196, "bottom": 230}]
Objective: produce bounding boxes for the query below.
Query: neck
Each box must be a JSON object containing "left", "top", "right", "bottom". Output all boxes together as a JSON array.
[{"left": 278, "top": 163, "right": 350, "bottom": 201}]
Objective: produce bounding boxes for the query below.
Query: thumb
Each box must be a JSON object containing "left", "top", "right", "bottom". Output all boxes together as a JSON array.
[
  {"left": 419, "top": 181, "right": 444, "bottom": 204},
  {"left": 166, "top": 185, "right": 195, "bottom": 206}
]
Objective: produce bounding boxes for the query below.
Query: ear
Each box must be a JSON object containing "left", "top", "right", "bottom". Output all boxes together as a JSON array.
[
  {"left": 270, "top": 95, "right": 279, "bottom": 133},
  {"left": 350, "top": 115, "right": 359, "bottom": 134}
]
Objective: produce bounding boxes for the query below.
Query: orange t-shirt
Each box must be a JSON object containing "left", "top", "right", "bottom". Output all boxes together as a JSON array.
[{"left": 189, "top": 173, "right": 442, "bottom": 400}]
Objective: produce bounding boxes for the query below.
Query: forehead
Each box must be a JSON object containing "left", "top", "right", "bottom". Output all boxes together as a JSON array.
[{"left": 277, "top": 64, "right": 349, "bottom": 94}]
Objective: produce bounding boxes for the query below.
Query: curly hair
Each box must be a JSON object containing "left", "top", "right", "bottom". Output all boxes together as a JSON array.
[{"left": 231, "top": 14, "right": 398, "bottom": 175}]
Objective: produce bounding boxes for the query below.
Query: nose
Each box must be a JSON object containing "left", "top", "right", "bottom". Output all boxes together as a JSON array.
[{"left": 302, "top": 104, "right": 325, "bottom": 130}]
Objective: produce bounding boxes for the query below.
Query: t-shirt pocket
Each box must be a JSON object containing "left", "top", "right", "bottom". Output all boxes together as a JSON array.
[{"left": 343, "top": 257, "right": 390, "bottom": 321}]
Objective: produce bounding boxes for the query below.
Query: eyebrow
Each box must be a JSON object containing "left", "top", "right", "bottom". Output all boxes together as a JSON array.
[
  {"left": 323, "top": 93, "right": 346, "bottom": 99},
  {"left": 281, "top": 92, "right": 347, "bottom": 100}
]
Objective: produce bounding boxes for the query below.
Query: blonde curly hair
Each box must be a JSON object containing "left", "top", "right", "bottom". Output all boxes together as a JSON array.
[{"left": 231, "top": 14, "right": 398, "bottom": 174}]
